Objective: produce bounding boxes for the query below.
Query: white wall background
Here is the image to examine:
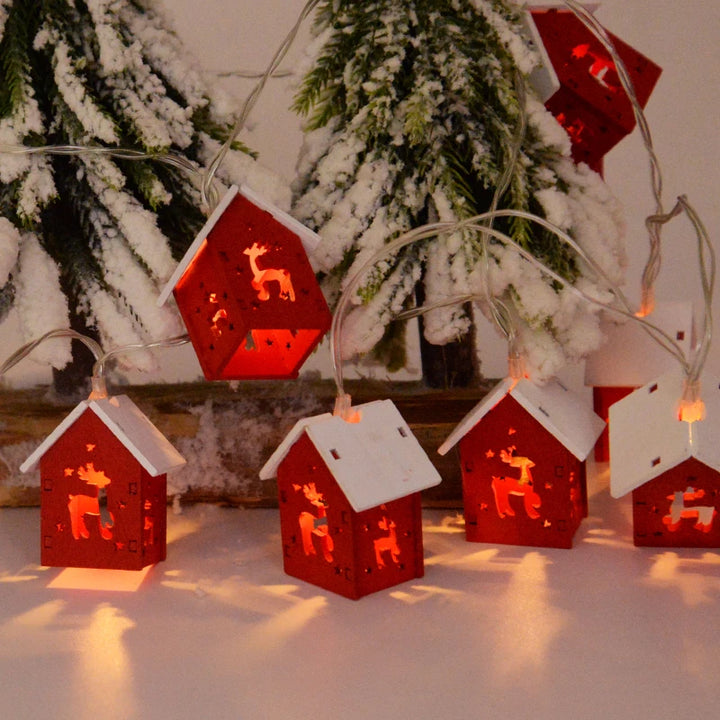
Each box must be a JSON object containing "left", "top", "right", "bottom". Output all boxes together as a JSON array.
[{"left": 2, "top": 0, "right": 718, "bottom": 388}]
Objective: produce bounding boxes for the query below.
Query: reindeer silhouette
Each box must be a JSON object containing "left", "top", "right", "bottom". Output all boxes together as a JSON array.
[
  {"left": 662, "top": 487, "right": 717, "bottom": 533},
  {"left": 491, "top": 446, "right": 541, "bottom": 519},
  {"left": 296, "top": 482, "right": 334, "bottom": 562},
  {"left": 68, "top": 462, "right": 114, "bottom": 541},
  {"left": 243, "top": 242, "right": 295, "bottom": 302},
  {"left": 373, "top": 516, "right": 401, "bottom": 569},
  {"left": 571, "top": 43, "right": 618, "bottom": 91}
]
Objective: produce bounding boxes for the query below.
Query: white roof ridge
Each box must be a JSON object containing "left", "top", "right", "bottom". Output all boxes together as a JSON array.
[
  {"left": 438, "top": 376, "right": 604, "bottom": 461},
  {"left": 157, "top": 184, "right": 321, "bottom": 307},
  {"left": 260, "top": 399, "right": 441, "bottom": 512},
  {"left": 20, "top": 395, "right": 186, "bottom": 477}
]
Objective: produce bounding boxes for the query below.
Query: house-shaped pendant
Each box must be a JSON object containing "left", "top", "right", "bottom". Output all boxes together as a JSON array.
[
  {"left": 158, "top": 185, "right": 332, "bottom": 380},
  {"left": 260, "top": 399, "right": 442, "bottom": 599},
  {"left": 610, "top": 370, "right": 720, "bottom": 547},
  {"left": 529, "top": 6, "right": 662, "bottom": 173},
  {"left": 20, "top": 395, "right": 186, "bottom": 570},
  {"left": 439, "top": 377, "right": 605, "bottom": 549}
]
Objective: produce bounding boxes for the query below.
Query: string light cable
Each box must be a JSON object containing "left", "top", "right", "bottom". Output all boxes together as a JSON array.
[
  {"left": 562, "top": 0, "right": 714, "bottom": 412},
  {"left": 329, "top": 209, "right": 694, "bottom": 418},
  {"left": 199, "top": 0, "right": 322, "bottom": 210},
  {"left": 0, "top": 330, "right": 191, "bottom": 400},
  {"left": 562, "top": 0, "right": 664, "bottom": 317}
]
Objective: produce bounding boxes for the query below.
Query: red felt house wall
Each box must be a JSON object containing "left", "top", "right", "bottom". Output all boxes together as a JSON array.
[
  {"left": 531, "top": 8, "right": 661, "bottom": 172},
  {"left": 277, "top": 434, "right": 425, "bottom": 600},
  {"left": 459, "top": 395, "right": 587, "bottom": 549},
  {"left": 631, "top": 457, "right": 720, "bottom": 548},
  {"left": 171, "top": 190, "right": 331, "bottom": 380},
  {"left": 39, "top": 409, "right": 167, "bottom": 570}
]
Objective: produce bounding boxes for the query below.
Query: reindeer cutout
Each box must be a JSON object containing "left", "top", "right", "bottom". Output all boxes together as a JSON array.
[
  {"left": 296, "top": 482, "right": 334, "bottom": 562},
  {"left": 662, "top": 487, "right": 717, "bottom": 533},
  {"left": 243, "top": 242, "right": 295, "bottom": 302},
  {"left": 491, "top": 446, "right": 541, "bottom": 519},
  {"left": 571, "top": 43, "right": 618, "bottom": 91},
  {"left": 373, "top": 515, "right": 401, "bottom": 569},
  {"left": 68, "top": 462, "right": 114, "bottom": 541}
]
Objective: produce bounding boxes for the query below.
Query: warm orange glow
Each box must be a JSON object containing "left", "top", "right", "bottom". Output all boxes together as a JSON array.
[
  {"left": 297, "top": 483, "right": 333, "bottom": 562},
  {"left": 243, "top": 242, "right": 296, "bottom": 302},
  {"left": 373, "top": 516, "right": 401, "bottom": 569},
  {"left": 47, "top": 565, "right": 153, "bottom": 592},
  {"left": 678, "top": 399, "right": 706, "bottom": 424},
  {"left": 571, "top": 43, "right": 617, "bottom": 90},
  {"left": 68, "top": 461, "right": 114, "bottom": 541},
  {"left": 663, "top": 487, "right": 716, "bottom": 533}
]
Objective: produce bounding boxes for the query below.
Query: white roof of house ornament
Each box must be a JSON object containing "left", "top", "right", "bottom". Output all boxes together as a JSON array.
[
  {"left": 585, "top": 301, "right": 695, "bottom": 388},
  {"left": 259, "top": 399, "right": 442, "bottom": 513},
  {"left": 20, "top": 395, "right": 186, "bottom": 477},
  {"left": 157, "top": 184, "right": 321, "bottom": 306},
  {"left": 609, "top": 370, "right": 720, "bottom": 498},
  {"left": 438, "top": 376, "right": 605, "bottom": 461}
]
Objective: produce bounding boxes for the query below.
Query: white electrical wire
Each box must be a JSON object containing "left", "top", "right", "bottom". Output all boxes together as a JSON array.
[
  {"left": 562, "top": 0, "right": 664, "bottom": 315},
  {"left": 199, "top": 0, "right": 322, "bottom": 210},
  {"left": 329, "top": 209, "right": 692, "bottom": 403}
]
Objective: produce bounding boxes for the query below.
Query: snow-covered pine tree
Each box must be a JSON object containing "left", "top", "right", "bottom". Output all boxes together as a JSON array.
[
  {"left": 0, "top": 0, "right": 286, "bottom": 383},
  {"left": 292, "top": 0, "right": 626, "bottom": 381}
]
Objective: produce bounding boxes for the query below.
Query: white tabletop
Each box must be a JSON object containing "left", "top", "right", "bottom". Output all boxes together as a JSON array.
[{"left": 0, "top": 461, "right": 717, "bottom": 720}]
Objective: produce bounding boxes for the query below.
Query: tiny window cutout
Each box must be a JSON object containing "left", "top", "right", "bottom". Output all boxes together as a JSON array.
[
  {"left": 330, "top": 448, "right": 340, "bottom": 460},
  {"left": 649, "top": 383, "right": 659, "bottom": 394},
  {"left": 651, "top": 457, "right": 661, "bottom": 467},
  {"left": 398, "top": 426, "right": 408, "bottom": 438},
  {"left": 555, "top": 465, "right": 565, "bottom": 477}
]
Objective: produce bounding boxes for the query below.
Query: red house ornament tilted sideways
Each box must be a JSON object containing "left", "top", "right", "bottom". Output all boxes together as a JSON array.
[
  {"left": 20, "top": 395, "right": 186, "bottom": 570},
  {"left": 438, "top": 377, "right": 605, "bottom": 549},
  {"left": 610, "top": 371, "right": 720, "bottom": 548},
  {"left": 530, "top": 5, "right": 662, "bottom": 173},
  {"left": 158, "top": 185, "right": 332, "bottom": 380},
  {"left": 585, "top": 301, "right": 695, "bottom": 461},
  {"left": 259, "top": 400, "right": 441, "bottom": 600}
]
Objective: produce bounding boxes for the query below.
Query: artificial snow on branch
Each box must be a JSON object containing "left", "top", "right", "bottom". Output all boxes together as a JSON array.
[
  {"left": 292, "top": 0, "right": 626, "bottom": 380},
  {"left": 0, "top": 0, "right": 288, "bottom": 373}
]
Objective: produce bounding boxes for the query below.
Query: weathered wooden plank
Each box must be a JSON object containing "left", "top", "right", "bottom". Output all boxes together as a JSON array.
[{"left": 0, "top": 379, "right": 490, "bottom": 507}]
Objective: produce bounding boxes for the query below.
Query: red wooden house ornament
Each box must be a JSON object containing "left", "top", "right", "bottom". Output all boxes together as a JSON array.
[
  {"left": 20, "top": 395, "right": 186, "bottom": 570},
  {"left": 585, "top": 302, "right": 694, "bottom": 461},
  {"left": 610, "top": 371, "right": 720, "bottom": 547},
  {"left": 158, "top": 185, "right": 332, "bottom": 380},
  {"left": 529, "top": 6, "right": 662, "bottom": 172},
  {"left": 259, "top": 400, "right": 441, "bottom": 600},
  {"left": 439, "top": 377, "right": 605, "bottom": 549}
]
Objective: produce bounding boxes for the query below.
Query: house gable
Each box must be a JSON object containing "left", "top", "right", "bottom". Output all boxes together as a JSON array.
[
  {"left": 609, "top": 370, "right": 720, "bottom": 498},
  {"left": 158, "top": 185, "right": 320, "bottom": 307},
  {"left": 439, "top": 377, "right": 604, "bottom": 461},
  {"left": 261, "top": 399, "right": 441, "bottom": 512},
  {"left": 21, "top": 395, "right": 186, "bottom": 478}
]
